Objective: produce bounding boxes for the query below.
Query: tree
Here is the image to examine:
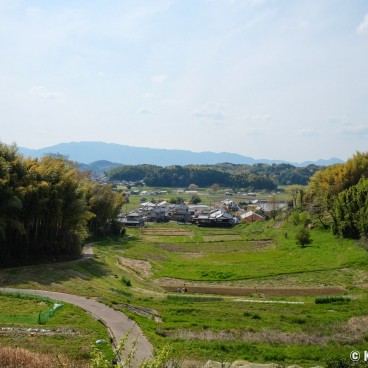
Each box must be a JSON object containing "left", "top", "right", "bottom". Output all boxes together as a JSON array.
[
  {"left": 86, "top": 183, "right": 125, "bottom": 236},
  {"left": 0, "top": 142, "right": 125, "bottom": 266},
  {"left": 286, "top": 185, "right": 304, "bottom": 208},
  {"left": 269, "top": 194, "right": 280, "bottom": 220},
  {"left": 210, "top": 183, "right": 220, "bottom": 193},
  {"left": 306, "top": 151, "right": 368, "bottom": 235},
  {"left": 191, "top": 195, "right": 201, "bottom": 204},
  {"left": 188, "top": 183, "right": 198, "bottom": 191},
  {"left": 330, "top": 178, "right": 368, "bottom": 239},
  {"left": 168, "top": 196, "right": 184, "bottom": 204},
  {"left": 295, "top": 226, "right": 311, "bottom": 247}
]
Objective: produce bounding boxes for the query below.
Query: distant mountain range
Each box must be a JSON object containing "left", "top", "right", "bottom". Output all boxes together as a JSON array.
[{"left": 18, "top": 141, "right": 343, "bottom": 168}]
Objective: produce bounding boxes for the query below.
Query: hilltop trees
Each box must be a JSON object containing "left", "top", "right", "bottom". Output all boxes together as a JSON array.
[
  {"left": 0, "top": 143, "right": 124, "bottom": 266},
  {"left": 109, "top": 164, "right": 278, "bottom": 191}
]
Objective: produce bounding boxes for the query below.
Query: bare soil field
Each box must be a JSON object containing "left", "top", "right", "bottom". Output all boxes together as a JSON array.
[
  {"left": 141, "top": 229, "right": 193, "bottom": 236},
  {"left": 161, "top": 285, "right": 344, "bottom": 296}
]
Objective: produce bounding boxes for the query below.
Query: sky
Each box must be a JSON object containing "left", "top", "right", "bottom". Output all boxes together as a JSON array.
[{"left": 0, "top": 0, "right": 368, "bottom": 162}]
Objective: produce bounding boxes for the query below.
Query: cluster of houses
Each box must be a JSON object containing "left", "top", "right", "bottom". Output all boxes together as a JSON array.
[{"left": 119, "top": 197, "right": 285, "bottom": 228}]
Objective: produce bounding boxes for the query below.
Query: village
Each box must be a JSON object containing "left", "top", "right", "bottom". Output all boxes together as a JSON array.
[{"left": 119, "top": 189, "right": 288, "bottom": 228}]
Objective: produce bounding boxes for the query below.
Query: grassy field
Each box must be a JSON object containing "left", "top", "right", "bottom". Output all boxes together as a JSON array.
[
  {"left": 1, "top": 211, "right": 368, "bottom": 367},
  {"left": 0, "top": 292, "right": 113, "bottom": 365}
]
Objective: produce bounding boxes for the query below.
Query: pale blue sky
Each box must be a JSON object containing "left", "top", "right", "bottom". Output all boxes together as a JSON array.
[{"left": 1, "top": 0, "right": 368, "bottom": 161}]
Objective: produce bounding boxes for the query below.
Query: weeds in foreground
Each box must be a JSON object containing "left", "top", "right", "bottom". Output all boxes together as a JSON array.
[
  {"left": 0, "top": 346, "right": 88, "bottom": 368},
  {"left": 91, "top": 329, "right": 178, "bottom": 368}
]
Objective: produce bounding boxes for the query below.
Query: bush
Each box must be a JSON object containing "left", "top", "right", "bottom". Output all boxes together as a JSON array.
[
  {"left": 191, "top": 195, "right": 201, "bottom": 204},
  {"left": 121, "top": 276, "right": 132, "bottom": 287},
  {"left": 315, "top": 296, "right": 351, "bottom": 304},
  {"left": 325, "top": 356, "right": 368, "bottom": 367},
  {"left": 295, "top": 226, "right": 311, "bottom": 247}
]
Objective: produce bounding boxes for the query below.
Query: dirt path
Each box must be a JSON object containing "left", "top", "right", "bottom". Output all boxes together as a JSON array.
[
  {"left": 274, "top": 212, "right": 286, "bottom": 229},
  {"left": 82, "top": 243, "right": 94, "bottom": 258}
]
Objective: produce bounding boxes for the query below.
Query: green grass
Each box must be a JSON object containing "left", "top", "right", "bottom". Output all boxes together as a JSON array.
[
  {"left": 0, "top": 213, "right": 368, "bottom": 367},
  {"left": 0, "top": 293, "right": 113, "bottom": 362},
  {"left": 120, "top": 223, "right": 367, "bottom": 283}
]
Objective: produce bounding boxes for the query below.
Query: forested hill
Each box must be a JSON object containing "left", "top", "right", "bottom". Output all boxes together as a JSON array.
[{"left": 108, "top": 163, "right": 322, "bottom": 189}]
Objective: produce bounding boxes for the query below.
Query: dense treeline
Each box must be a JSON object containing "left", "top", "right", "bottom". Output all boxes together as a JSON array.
[
  {"left": 108, "top": 162, "right": 321, "bottom": 188},
  {"left": 249, "top": 163, "right": 321, "bottom": 185},
  {"left": 306, "top": 151, "right": 368, "bottom": 240},
  {"left": 213, "top": 162, "right": 321, "bottom": 185},
  {"left": 108, "top": 164, "right": 278, "bottom": 191},
  {"left": 0, "top": 143, "right": 124, "bottom": 266}
]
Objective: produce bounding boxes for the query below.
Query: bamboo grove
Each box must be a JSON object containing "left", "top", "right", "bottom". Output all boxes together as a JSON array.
[
  {"left": 0, "top": 143, "right": 125, "bottom": 266},
  {"left": 306, "top": 151, "right": 368, "bottom": 240}
]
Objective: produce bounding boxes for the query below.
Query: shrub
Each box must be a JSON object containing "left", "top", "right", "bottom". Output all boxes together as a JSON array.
[
  {"left": 325, "top": 356, "right": 368, "bottom": 367},
  {"left": 121, "top": 276, "right": 132, "bottom": 287},
  {"left": 295, "top": 226, "right": 311, "bottom": 247},
  {"left": 191, "top": 195, "right": 201, "bottom": 204},
  {"left": 315, "top": 296, "right": 351, "bottom": 304}
]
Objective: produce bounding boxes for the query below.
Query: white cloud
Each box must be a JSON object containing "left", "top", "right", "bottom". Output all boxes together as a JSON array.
[
  {"left": 151, "top": 74, "right": 169, "bottom": 84},
  {"left": 191, "top": 101, "right": 226, "bottom": 121},
  {"left": 136, "top": 107, "right": 152, "bottom": 114},
  {"left": 357, "top": 14, "right": 368, "bottom": 35},
  {"left": 30, "top": 86, "right": 65, "bottom": 101}
]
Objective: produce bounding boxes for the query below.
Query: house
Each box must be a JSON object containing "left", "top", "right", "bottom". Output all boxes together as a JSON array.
[
  {"left": 139, "top": 202, "right": 167, "bottom": 222},
  {"left": 120, "top": 212, "right": 145, "bottom": 227},
  {"left": 195, "top": 209, "right": 234, "bottom": 228},
  {"left": 188, "top": 204, "right": 210, "bottom": 215},
  {"left": 240, "top": 211, "right": 265, "bottom": 223},
  {"left": 167, "top": 204, "right": 191, "bottom": 221},
  {"left": 221, "top": 199, "right": 239, "bottom": 211},
  {"left": 185, "top": 190, "right": 198, "bottom": 194},
  {"left": 157, "top": 200, "right": 170, "bottom": 209}
]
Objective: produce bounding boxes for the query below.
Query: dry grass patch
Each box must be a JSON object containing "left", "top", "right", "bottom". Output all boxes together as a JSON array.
[
  {"left": 117, "top": 257, "right": 152, "bottom": 278},
  {"left": 203, "top": 235, "right": 242, "bottom": 242},
  {"left": 345, "top": 316, "right": 368, "bottom": 336},
  {"left": 166, "top": 324, "right": 368, "bottom": 346},
  {"left": 0, "top": 346, "right": 88, "bottom": 368},
  {"left": 141, "top": 229, "right": 193, "bottom": 236}
]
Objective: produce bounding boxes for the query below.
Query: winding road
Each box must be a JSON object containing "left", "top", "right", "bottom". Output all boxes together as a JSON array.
[{"left": 0, "top": 244, "right": 153, "bottom": 367}]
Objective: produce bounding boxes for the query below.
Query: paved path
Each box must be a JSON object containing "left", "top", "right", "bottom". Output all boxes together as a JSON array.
[
  {"left": 0, "top": 243, "right": 153, "bottom": 367},
  {"left": 0, "top": 288, "right": 153, "bottom": 366}
]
